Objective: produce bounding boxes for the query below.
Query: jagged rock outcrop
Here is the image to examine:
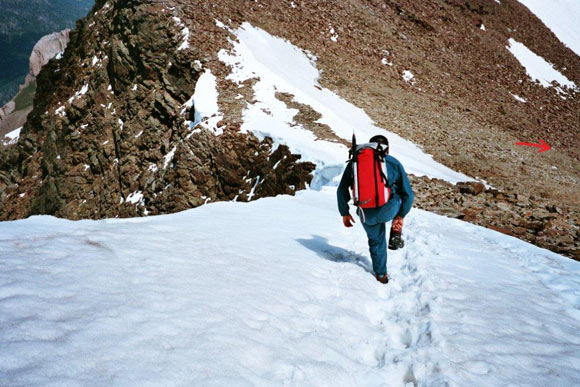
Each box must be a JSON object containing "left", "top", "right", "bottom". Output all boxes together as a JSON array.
[
  {"left": 26, "top": 30, "right": 71, "bottom": 84},
  {"left": 0, "top": 0, "right": 314, "bottom": 219}
]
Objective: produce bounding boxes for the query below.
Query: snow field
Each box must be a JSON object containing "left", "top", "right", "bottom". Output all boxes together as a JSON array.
[
  {"left": 2, "top": 4, "right": 580, "bottom": 385},
  {"left": 406, "top": 211, "right": 580, "bottom": 385},
  {"left": 1, "top": 188, "right": 579, "bottom": 386},
  {"left": 0, "top": 191, "right": 437, "bottom": 386}
]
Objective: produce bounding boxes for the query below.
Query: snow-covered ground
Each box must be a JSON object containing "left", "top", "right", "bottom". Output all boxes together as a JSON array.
[
  {"left": 2, "top": 9, "right": 580, "bottom": 386},
  {"left": 1, "top": 188, "right": 579, "bottom": 386}
]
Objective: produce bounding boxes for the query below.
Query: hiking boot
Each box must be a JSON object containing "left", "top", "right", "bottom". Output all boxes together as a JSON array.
[
  {"left": 388, "top": 230, "right": 404, "bottom": 250},
  {"left": 376, "top": 274, "right": 389, "bottom": 284}
]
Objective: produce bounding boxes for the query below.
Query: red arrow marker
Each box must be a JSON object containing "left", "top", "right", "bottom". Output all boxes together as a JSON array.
[{"left": 515, "top": 139, "right": 551, "bottom": 153}]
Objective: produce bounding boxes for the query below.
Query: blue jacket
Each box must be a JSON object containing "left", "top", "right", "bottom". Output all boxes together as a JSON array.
[{"left": 337, "top": 154, "right": 414, "bottom": 222}]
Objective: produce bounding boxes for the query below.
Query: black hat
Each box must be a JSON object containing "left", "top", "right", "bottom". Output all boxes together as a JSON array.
[{"left": 369, "top": 135, "right": 389, "bottom": 153}]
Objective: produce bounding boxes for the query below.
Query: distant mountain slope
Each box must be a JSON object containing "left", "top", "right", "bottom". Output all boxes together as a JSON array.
[
  {"left": 0, "top": 0, "right": 94, "bottom": 105},
  {"left": 0, "top": 29, "right": 71, "bottom": 145}
]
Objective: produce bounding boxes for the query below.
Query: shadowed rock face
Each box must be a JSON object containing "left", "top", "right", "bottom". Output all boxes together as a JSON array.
[{"left": 0, "top": 0, "right": 314, "bottom": 220}]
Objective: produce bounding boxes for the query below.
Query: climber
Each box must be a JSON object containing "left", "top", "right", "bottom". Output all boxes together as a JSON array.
[{"left": 337, "top": 134, "right": 414, "bottom": 284}]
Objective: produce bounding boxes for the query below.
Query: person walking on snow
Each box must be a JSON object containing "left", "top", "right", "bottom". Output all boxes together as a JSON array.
[{"left": 337, "top": 134, "right": 414, "bottom": 284}]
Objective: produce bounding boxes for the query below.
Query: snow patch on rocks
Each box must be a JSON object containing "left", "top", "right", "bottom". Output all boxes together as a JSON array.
[
  {"left": 67, "top": 84, "right": 89, "bottom": 104},
  {"left": 172, "top": 17, "right": 190, "bottom": 51},
  {"left": 184, "top": 69, "right": 223, "bottom": 136},
  {"left": 215, "top": 19, "right": 226, "bottom": 29},
  {"left": 54, "top": 105, "right": 66, "bottom": 117},
  {"left": 2, "top": 127, "right": 22, "bottom": 145},
  {"left": 329, "top": 26, "right": 338, "bottom": 42},
  {"left": 507, "top": 38, "right": 577, "bottom": 92},
  {"left": 163, "top": 146, "right": 177, "bottom": 169},
  {"left": 403, "top": 70, "right": 415, "bottom": 83},
  {"left": 126, "top": 191, "right": 144, "bottom": 205}
]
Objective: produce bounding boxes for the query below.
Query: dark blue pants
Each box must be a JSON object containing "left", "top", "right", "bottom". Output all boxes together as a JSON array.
[{"left": 361, "top": 198, "right": 401, "bottom": 276}]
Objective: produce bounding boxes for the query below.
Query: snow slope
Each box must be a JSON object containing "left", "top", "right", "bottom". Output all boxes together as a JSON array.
[
  {"left": 2, "top": 12, "right": 580, "bottom": 387},
  {"left": 517, "top": 0, "right": 580, "bottom": 58},
  {"left": 218, "top": 23, "right": 471, "bottom": 185},
  {"left": 1, "top": 188, "right": 580, "bottom": 386}
]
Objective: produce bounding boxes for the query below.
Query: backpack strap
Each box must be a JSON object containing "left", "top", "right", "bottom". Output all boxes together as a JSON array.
[{"left": 374, "top": 144, "right": 388, "bottom": 185}]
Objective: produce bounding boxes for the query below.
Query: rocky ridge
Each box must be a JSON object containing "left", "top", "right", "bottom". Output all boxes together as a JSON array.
[
  {"left": 411, "top": 176, "right": 580, "bottom": 260},
  {"left": 0, "top": 0, "right": 314, "bottom": 219},
  {"left": 174, "top": 0, "right": 579, "bottom": 260}
]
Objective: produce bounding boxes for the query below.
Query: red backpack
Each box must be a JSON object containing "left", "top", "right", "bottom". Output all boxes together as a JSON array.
[{"left": 349, "top": 134, "right": 391, "bottom": 209}]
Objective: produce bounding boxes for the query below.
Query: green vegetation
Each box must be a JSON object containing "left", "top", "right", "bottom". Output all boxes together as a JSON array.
[{"left": 13, "top": 80, "right": 37, "bottom": 111}]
